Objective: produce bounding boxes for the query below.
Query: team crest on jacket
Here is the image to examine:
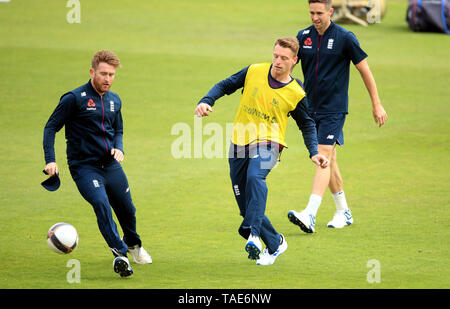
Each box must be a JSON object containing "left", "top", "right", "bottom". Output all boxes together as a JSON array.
[{"left": 327, "top": 39, "right": 334, "bottom": 49}]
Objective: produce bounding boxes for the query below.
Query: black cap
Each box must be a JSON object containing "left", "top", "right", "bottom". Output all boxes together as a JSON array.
[{"left": 41, "top": 170, "right": 61, "bottom": 191}]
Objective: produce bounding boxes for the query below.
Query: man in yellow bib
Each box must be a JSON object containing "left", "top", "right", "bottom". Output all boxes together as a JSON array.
[{"left": 195, "top": 37, "right": 328, "bottom": 265}]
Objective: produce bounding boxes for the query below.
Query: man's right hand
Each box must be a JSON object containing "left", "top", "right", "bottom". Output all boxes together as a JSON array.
[
  {"left": 45, "top": 162, "right": 59, "bottom": 177},
  {"left": 195, "top": 103, "right": 213, "bottom": 117},
  {"left": 372, "top": 103, "right": 387, "bottom": 127}
]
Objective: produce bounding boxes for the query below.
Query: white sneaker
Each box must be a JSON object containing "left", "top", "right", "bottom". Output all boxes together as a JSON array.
[
  {"left": 113, "top": 256, "right": 133, "bottom": 277},
  {"left": 245, "top": 234, "right": 262, "bottom": 260},
  {"left": 128, "top": 245, "right": 152, "bottom": 264},
  {"left": 288, "top": 210, "right": 315, "bottom": 233},
  {"left": 256, "top": 234, "right": 288, "bottom": 266},
  {"left": 327, "top": 209, "right": 353, "bottom": 228}
]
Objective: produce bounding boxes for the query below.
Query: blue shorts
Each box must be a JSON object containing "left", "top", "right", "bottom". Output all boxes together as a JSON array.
[{"left": 312, "top": 113, "right": 346, "bottom": 146}]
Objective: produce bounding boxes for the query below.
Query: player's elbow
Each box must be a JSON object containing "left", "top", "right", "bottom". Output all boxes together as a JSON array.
[{"left": 355, "top": 58, "right": 369, "bottom": 73}]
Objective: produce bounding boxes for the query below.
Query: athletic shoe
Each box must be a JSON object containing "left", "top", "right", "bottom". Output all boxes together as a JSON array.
[
  {"left": 256, "top": 234, "right": 288, "bottom": 266},
  {"left": 128, "top": 245, "right": 152, "bottom": 264},
  {"left": 245, "top": 234, "right": 262, "bottom": 260},
  {"left": 288, "top": 210, "right": 315, "bottom": 233},
  {"left": 327, "top": 209, "right": 353, "bottom": 228},
  {"left": 113, "top": 256, "right": 133, "bottom": 277}
]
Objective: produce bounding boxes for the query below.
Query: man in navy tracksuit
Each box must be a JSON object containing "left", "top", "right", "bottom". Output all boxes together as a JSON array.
[
  {"left": 288, "top": 0, "right": 388, "bottom": 233},
  {"left": 43, "top": 50, "right": 151, "bottom": 277}
]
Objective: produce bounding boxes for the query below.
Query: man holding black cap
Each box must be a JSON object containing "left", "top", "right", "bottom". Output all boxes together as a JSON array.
[{"left": 42, "top": 50, "right": 151, "bottom": 277}]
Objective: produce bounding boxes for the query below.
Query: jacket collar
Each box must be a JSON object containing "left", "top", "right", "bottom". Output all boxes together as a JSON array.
[
  {"left": 86, "top": 79, "right": 108, "bottom": 97},
  {"left": 313, "top": 21, "right": 335, "bottom": 36}
]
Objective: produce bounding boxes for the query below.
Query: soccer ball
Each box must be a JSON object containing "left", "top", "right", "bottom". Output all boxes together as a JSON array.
[{"left": 46, "top": 222, "right": 78, "bottom": 254}]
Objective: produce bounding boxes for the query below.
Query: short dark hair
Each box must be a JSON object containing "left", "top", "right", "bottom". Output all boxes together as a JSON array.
[{"left": 308, "top": 0, "right": 332, "bottom": 9}]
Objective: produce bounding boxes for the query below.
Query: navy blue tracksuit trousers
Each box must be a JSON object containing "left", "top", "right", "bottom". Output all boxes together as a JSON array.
[
  {"left": 228, "top": 143, "right": 281, "bottom": 254},
  {"left": 69, "top": 160, "right": 141, "bottom": 257}
]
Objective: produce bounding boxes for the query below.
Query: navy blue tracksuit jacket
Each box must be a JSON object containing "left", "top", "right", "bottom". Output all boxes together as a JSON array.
[
  {"left": 296, "top": 22, "right": 368, "bottom": 115},
  {"left": 43, "top": 80, "right": 123, "bottom": 167},
  {"left": 43, "top": 80, "right": 140, "bottom": 257}
]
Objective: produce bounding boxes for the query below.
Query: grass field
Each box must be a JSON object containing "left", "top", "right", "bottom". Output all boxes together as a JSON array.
[{"left": 0, "top": 0, "right": 449, "bottom": 290}]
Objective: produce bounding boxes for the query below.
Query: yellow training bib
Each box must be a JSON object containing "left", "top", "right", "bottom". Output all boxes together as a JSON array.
[{"left": 232, "top": 63, "right": 306, "bottom": 147}]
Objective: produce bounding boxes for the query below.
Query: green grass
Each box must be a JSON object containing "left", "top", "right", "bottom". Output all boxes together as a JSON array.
[{"left": 0, "top": 0, "right": 449, "bottom": 289}]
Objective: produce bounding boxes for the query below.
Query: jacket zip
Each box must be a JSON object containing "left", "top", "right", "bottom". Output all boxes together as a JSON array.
[
  {"left": 313, "top": 35, "right": 322, "bottom": 114},
  {"left": 100, "top": 96, "right": 109, "bottom": 153}
]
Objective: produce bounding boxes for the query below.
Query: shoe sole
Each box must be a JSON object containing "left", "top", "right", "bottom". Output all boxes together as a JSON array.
[
  {"left": 114, "top": 259, "right": 133, "bottom": 277},
  {"left": 245, "top": 242, "right": 261, "bottom": 260},
  {"left": 328, "top": 221, "right": 353, "bottom": 229},
  {"left": 288, "top": 212, "right": 314, "bottom": 233},
  {"left": 256, "top": 259, "right": 274, "bottom": 266},
  {"left": 133, "top": 259, "right": 152, "bottom": 264}
]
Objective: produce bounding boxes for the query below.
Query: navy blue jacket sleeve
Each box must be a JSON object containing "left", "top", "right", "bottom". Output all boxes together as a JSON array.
[
  {"left": 344, "top": 32, "right": 368, "bottom": 65},
  {"left": 43, "top": 93, "right": 76, "bottom": 164},
  {"left": 113, "top": 109, "right": 124, "bottom": 154},
  {"left": 289, "top": 96, "right": 319, "bottom": 158},
  {"left": 198, "top": 66, "right": 249, "bottom": 106}
]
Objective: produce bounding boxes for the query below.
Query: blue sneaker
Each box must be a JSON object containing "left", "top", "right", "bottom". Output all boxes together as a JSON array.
[
  {"left": 113, "top": 256, "right": 133, "bottom": 277},
  {"left": 327, "top": 209, "right": 353, "bottom": 228},
  {"left": 256, "top": 234, "right": 288, "bottom": 266},
  {"left": 245, "top": 234, "right": 262, "bottom": 260},
  {"left": 288, "top": 210, "right": 315, "bottom": 233}
]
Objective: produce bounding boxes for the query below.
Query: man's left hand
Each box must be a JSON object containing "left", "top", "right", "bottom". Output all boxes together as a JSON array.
[{"left": 111, "top": 149, "right": 124, "bottom": 163}]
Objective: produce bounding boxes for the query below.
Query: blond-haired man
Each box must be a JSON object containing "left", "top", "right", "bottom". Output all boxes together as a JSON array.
[
  {"left": 43, "top": 50, "right": 151, "bottom": 277},
  {"left": 196, "top": 38, "right": 328, "bottom": 265}
]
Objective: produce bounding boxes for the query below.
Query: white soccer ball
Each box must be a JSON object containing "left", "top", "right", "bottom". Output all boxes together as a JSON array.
[{"left": 46, "top": 222, "right": 78, "bottom": 254}]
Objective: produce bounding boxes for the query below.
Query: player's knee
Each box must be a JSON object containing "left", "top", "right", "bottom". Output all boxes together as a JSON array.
[
  {"left": 86, "top": 192, "right": 108, "bottom": 207},
  {"left": 329, "top": 153, "right": 337, "bottom": 166},
  {"left": 122, "top": 195, "right": 135, "bottom": 210},
  {"left": 91, "top": 198, "right": 109, "bottom": 210},
  {"left": 318, "top": 145, "right": 334, "bottom": 160},
  {"left": 125, "top": 205, "right": 136, "bottom": 217},
  {"left": 90, "top": 199, "right": 112, "bottom": 220},
  {"left": 246, "top": 173, "right": 266, "bottom": 188}
]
